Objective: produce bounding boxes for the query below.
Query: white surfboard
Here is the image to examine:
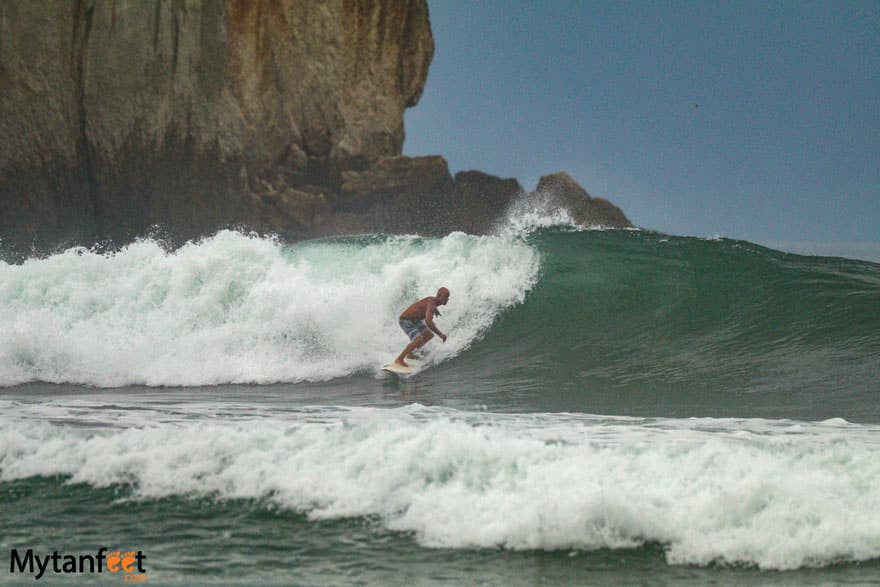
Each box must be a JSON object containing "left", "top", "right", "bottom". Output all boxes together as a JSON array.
[{"left": 382, "top": 359, "right": 422, "bottom": 376}]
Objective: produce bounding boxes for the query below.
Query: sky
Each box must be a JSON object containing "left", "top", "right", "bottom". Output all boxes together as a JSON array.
[{"left": 403, "top": 0, "right": 880, "bottom": 261}]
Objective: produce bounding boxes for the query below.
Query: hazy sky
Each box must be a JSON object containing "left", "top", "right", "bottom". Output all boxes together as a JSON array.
[{"left": 404, "top": 1, "right": 879, "bottom": 260}]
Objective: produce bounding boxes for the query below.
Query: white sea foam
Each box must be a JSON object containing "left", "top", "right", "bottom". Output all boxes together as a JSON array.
[
  {"left": 1, "top": 403, "right": 878, "bottom": 570},
  {"left": 494, "top": 188, "right": 641, "bottom": 236},
  {"left": 493, "top": 191, "right": 583, "bottom": 237},
  {"left": 0, "top": 230, "right": 540, "bottom": 386}
]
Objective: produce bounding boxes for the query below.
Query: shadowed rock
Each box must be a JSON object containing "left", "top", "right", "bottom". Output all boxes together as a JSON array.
[
  {"left": 335, "top": 155, "right": 454, "bottom": 236},
  {"left": 0, "top": 0, "right": 434, "bottom": 250},
  {"left": 448, "top": 171, "right": 523, "bottom": 234},
  {"left": 535, "top": 173, "right": 633, "bottom": 228}
]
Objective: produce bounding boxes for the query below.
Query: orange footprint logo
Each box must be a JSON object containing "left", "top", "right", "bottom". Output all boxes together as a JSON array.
[
  {"left": 120, "top": 551, "right": 137, "bottom": 573},
  {"left": 107, "top": 551, "right": 122, "bottom": 573},
  {"left": 106, "top": 548, "right": 147, "bottom": 581}
]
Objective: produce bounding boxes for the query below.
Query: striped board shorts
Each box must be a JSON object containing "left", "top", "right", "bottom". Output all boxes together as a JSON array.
[{"left": 399, "top": 318, "right": 428, "bottom": 341}]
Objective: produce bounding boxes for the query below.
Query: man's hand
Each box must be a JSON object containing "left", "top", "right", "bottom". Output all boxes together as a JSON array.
[
  {"left": 440, "top": 333, "right": 447, "bottom": 343},
  {"left": 433, "top": 308, "right": 442, "bottom": 317}
]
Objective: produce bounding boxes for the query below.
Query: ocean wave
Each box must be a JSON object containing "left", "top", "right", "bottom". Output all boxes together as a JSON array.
[
  {"left": 0, "top": 230, "right": 539, "bottom": 387},
  {"left": 2, "top": 227, "right": 877, "bottom": 410},
  {"left": 1, "top": 404, "right": 879, "bottom": 570}
]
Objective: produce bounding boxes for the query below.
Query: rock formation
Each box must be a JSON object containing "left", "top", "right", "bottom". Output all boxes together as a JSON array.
[
  {"left": 535, "top": 172, "right": 632, "bottom": 228},
  {"left": 0, "top": 0, "right": 630, "bottom": 256}
]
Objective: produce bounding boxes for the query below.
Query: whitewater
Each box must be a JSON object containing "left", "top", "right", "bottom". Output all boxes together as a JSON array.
[
  {"left": 2, "top": 204, "right": 879, "bottom": 584},
  {"left": 3, "top": 400, "right": 880, "bottom": 572},
  {"left": 0, "top": 230, "right": 539, "bottom": 387}
]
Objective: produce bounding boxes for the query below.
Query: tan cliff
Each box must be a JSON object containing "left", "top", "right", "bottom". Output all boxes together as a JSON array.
[{"left": 0, "top": 0, "right": 630, "bottom": 255}]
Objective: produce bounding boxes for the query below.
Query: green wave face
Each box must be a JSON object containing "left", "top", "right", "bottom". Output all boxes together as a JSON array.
[
  {"left": 2, "top": 228, "right": 877, "bottom": 421},
  {"left": 436, "top": 229, "right": 880, "bottom": 420}
]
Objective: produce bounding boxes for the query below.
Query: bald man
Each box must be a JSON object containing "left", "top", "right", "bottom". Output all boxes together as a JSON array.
[{"left": 394, "top": 287, "right": 450, "bottom": 367}]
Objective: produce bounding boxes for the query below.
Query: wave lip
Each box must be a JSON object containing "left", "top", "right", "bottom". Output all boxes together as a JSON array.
[{"left": 2, "top": 405, "right": 879, "bottom": 571}]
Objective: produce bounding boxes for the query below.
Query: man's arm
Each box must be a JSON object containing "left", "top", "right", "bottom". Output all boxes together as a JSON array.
[{"left": 424, "top": 301, "right": 446, "bottom": 342}]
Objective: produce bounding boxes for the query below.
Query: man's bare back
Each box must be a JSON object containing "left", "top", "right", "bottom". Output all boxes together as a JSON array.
[{"left": 399, "top": 297, "right": 439, "bottom": 321}]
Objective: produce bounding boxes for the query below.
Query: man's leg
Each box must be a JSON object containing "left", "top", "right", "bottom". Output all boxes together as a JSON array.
[
  {"left": 406, "top": 332, "right": 433, "bottom": 360},
  {"left": 395, "top": 331, "right": 432, "bottom": 366}
]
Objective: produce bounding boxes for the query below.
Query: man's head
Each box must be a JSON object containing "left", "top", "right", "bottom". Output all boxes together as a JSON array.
[{"left": 436, "top": 287, "right": 450, "bottom": 305}]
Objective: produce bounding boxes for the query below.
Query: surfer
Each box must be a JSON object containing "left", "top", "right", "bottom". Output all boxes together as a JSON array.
[{"left": 394, "top": 287, "right": 450, "bottom": 367}]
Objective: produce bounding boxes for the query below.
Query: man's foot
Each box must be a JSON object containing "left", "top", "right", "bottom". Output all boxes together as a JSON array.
[{"left": 394, "top": 359, "right": 408, "bottom": 367}]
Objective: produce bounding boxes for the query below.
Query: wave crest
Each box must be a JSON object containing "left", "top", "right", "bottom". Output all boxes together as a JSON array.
[
  {"left": 0, "top": 230, "right": 539, "bottom": 386},
  {"left": 2, "top": 405, "right": 878, "bottom": 570}
]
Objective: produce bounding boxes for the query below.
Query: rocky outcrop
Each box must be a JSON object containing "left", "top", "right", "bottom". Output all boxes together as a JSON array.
[
  {"left": 0, "top": 0, "right": 632, "bottom": 256},
  {"left": 448, "top": 171, "right": 523, "bottom": 234},
  {"left": 1, "top": 0, "right": 434, "bottom": 251},
  {"left": 535, "top": 173, "right": 631, "bottom": 228},
  {"left": 335, "top": 155, "right": 454, "bottom": 236}
]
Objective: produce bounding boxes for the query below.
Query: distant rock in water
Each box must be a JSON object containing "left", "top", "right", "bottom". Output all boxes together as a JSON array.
[
  {"left": 0, "top": 0, "right": 630, "bottom": 255},
  {"left": 449, "top": 171, "right": 524, "bottom": 234},
  {"left": 535, "top": 173, "right": 632, "bottom": 228}
]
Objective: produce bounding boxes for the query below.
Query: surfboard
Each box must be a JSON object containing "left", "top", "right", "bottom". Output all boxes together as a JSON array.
[
  {"left": 382, "top": 362, "right": 411, "bottom": 375},
  {"left": 382, "top": 359, "right": 421, "bottom": 376}
]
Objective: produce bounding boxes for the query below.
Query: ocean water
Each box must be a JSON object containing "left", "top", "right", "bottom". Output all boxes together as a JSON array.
[{"left": 2, "top": 208, "right": 879, "bottom": 585}]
